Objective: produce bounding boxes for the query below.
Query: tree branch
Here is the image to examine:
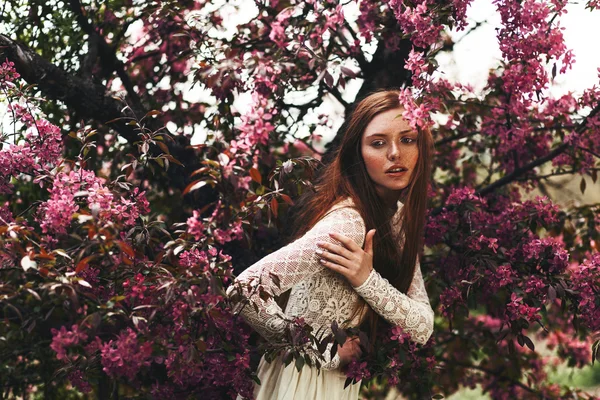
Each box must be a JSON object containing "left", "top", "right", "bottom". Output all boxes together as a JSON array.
[
  {"left": 68, "top": 0, "right": 144, "bottom": 112},
  {"left": 0, "top": 33, "right": 140, "bottom": 144},
  {"left": 515, "top": 167, "right": 600, "bottom": 182},
  {"left": 0, "top": 34, "right": 199, "bottom": 192},
  {"left": 476, "top": 101, "right": 600, "bottom": 197},
  {"left": 437, "top": 357, "right": 544, "bottom": 398}
]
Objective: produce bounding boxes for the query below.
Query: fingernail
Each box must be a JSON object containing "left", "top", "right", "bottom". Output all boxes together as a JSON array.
[
  {"left": 320, "top": 259, "right": 326, "bottom": 264},
  {"left": 316, "top": 249, "right": 323, "bottom": 255}
]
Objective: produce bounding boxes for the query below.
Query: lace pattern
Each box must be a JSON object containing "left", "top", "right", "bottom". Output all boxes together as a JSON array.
[{"left": 228, "top": 198, "right": 434, "bottom": 369}]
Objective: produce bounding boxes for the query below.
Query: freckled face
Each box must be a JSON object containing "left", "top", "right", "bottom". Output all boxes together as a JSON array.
[{"left": 360, "top": 107, "right": 419, "bottom": 205}]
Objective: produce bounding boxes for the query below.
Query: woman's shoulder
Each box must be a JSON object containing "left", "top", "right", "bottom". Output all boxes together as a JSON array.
[{"left": 322, "top": 197, "right": 365, "bottom": 224}]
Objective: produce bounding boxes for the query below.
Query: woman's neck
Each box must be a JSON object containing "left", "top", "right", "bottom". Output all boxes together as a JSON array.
[{"left": 379, "top": 191, "right": 404, "bottom": 210}]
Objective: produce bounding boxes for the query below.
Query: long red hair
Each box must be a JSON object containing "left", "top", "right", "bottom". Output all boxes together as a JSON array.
[{"left": 288, "top": 90, "right": 434, "bottom": 337}]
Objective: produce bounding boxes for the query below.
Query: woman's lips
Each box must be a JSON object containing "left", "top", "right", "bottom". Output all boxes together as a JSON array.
[{"left": 385, "top": 170, "right": 407, "bottom": 176}]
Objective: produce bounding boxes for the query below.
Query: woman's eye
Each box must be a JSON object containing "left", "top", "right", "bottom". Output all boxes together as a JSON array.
[
  {"left": 371, "top": 140, "right": 385, "bottom": 147},
  {"left": 401, "top": 137, "right": 416, "bottom": 144}
]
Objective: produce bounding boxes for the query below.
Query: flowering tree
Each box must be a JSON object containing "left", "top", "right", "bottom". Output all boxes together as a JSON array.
[{"left": 1, "top": 0, "right": 600, "bottom": 399}]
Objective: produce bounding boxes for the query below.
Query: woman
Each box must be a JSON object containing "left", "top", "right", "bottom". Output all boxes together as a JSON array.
[{"left": 228, "top": 90, "right": 435, "bottom": 399}]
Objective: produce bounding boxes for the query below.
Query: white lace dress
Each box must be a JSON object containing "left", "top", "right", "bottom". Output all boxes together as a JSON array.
[{"left": 229, "top": 198, "right": 434, "bottom": 400}]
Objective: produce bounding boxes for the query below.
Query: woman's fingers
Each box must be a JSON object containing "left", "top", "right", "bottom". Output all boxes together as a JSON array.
[
  {"left": 338, "top": 336, "right": 363, "bottom": 366},
  {"left": 364, "top": 229, "right": 376, "bottom": 255},
  {"left": 319, "top": 258, "right": 349, "bottom": 274},
  {"left": 328, "top": 232, "right": 360, "bottom": 252},
  {"left": 316, "top": 241, "right": 353, "bottom": 260},
  {"left": 317, "top": 248, "right": 351, "bottom": 268}
]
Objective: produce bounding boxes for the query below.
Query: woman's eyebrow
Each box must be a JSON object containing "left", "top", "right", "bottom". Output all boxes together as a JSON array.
[{"left": 365, "top": 129, "right": 414, "bottom": 139}]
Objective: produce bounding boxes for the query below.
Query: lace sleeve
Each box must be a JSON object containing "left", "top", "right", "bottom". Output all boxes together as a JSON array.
[
  {"left": 226, "top": 206, "right": 366, "bottom": 344},
  {"left": 353, "top": 257, "right": 434, "bottom": 344}
]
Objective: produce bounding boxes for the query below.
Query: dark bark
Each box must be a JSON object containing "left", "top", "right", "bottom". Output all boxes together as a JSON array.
[
  {"left": 1, "top": 34, "right": 140, "bottom": 144},
  {"left": 322, "top": 32, "right": 413, "bottom": 163},
  {"left": 68, "top": 0, "right": 144, "bottom": 112},
  {"left": 353, "top": 38, "right": 413, "bottom": 103}
]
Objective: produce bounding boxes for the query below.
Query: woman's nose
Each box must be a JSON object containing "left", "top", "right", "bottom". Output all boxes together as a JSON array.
[{"left": 388, "top": 143, "right": 400, "bottom": 160}]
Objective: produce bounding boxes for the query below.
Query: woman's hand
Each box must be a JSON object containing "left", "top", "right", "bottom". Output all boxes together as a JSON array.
[
  {"left": 337, "top": 336, "right": 363, "bottom": 367},
  {"left": 316, "top": 229, "right": 376, "bottom": 287}
]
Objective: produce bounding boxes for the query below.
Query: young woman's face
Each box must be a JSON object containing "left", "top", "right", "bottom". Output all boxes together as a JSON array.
[{"left": 360, "top": 107, "right": 419, "bottom": 206}]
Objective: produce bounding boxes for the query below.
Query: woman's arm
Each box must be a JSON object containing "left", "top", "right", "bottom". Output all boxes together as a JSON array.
[
  {"left": 226, "top": 206, "right": 366, "bottom": 343},
  {"left": 317, "top": 232, "right": 434, "bottom": 345},
  {"left": 352, "top": 258, "right": 434, "bottom": 344}
]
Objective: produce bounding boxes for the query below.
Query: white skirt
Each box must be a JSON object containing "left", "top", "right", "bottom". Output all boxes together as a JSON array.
[{"left": 247, "top": 355, "right": 361, "bottom": 400}]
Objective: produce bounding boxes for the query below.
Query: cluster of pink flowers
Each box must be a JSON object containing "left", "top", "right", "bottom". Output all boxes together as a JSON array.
[
  {"left": 0, "top": 59, "right": 20, "bottom": 89},
  {"left": 568, "top": 253, "right": 600, "bottom": 332},
  {"left": 252, "top": 58, "right": 283, "bottom": 96},
  {"left": 122, "top": 273, "right": 152, "bottom": 304},
  {"left": 0, "top": 143, "right": 36, "bottom": 194},
  {"left": 229, "top": 93, "right": 275, "bottom": 154},
  {"left": 38, "top": 170, "right": 149, "bottom": 235},
  {"left": 445, "top": 186, "right": 487, "bottom": 207},
  {"left": 346, "top": 360, "right": 371, "bottom": 381},
  {"left": 179, "top": 248, "right": 209, "bottom": 270},
  {"left": 0, "top": 63, "right": 62, "bottom": 194},
  {"left": 546, "top": 331, "right": 592, "bottom": 369},
  {"left": 27, "top": 119, "right": 63, "bottom": 167},
  {"left": 388, "top": 1, "right": 443, "bottom": 48},
  {"left": 187, "top": 210, "right": 206, "bottom": 241},
  {"left": 214, "top": 219, "right": 244, "bottom": 245},
  {"left": 524, "top": 275, "right": 547, "bottom": 296},
  {"left": 225, "top": 93, "right": 276, "bottom": 190},
  {"left": 489, "top": 264, "right": 515, "bottom": 288},
  {"left": 38, "top": 170, "right": 91, "bottom": 235},
  {"left": 439, "top": 286, "right": 463, "bottom": 318},
  {"left": 390, "top": 325, "right": 411, "bottom": 344},
  {"left": 494, "top": 0, "right": 573, "bottom": 99},
  {"left": 397, "top": 88, "right": 434, "bottom": 130},
  {"left": 521, "top": 237, "right": 569, "bottom": 274},
  {"left": 269, "top": 8, "right": 295, "bottom": 48},
  {"left": 50, "top": 324, "right": 88, "bottom": 361},
  {"left": 67, "top": 370, "right": 92, "bottom": 393},
  {"left": 0, "top": 118, "right": 62, "bottom": 194},
  {"left": 468, "top": 234, "right": 499, "bottom": 253},
  {"left": 506, "top": 292, "right": 541, "bottom": 323},
  {"left": 100, "top": 328, "right": 153, "bottom": 380},
  {"left": 356, "top": 0, "right": 382, "bottom": 43}
]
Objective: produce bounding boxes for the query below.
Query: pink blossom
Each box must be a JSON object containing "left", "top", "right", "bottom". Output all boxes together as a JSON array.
[
  {"left": 68, "top": 370, "right": 92, "bottom": 393},
  {"left": 0, "top": 59, "right": 20, "bottom": 89},
  {"left": 50, "top": 325, "right": 88, "bottom": 361},
  {"left": 405, "top": 49, "right": 427, "bottom": 77},
  {"left": 390, "top": 326, "right": 411, "bottom": 343},
  {"left": 445, "top": 186, "right": 486, "bottom": 207},
  {"left": 214, "top": 220, "right": 244, "bottom": 244},
  {"left": 269, "top": 8, "right": 294, "bottom": 48},
  {"left": 28, "top": 119, "right": 63, "bottom": 166},
  {"left": 389, "top": 1, "right": 443, "bottom": 48},
  {"left": 506, "top": 292, "right": 541, "bottom": 323},
  {"left": 186, "top": 210, "right": 205, "bottom": 241},
  {"left": 493, "top": 264, "right": 514, "bottom": 288},
  {"left": 100, "top": 328, "right": 153, "bottom": 380},
  {"left": 397, "top": 88, "right": 434, "bottom": 129},
  {"left": 179, "top": 248, "right": 209, "bottom": 269},
  {"left": 345, "top": 360, "right": 371, "bottom": 382},
  {"left": 440, "top": 287, "right": 463, "bottom": 318},
  {"left": 524, "top": 275, "right": 546, "bottom": 296},
  {"left": 568, "top": 254, "right": 600, "bottom": 332}
]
